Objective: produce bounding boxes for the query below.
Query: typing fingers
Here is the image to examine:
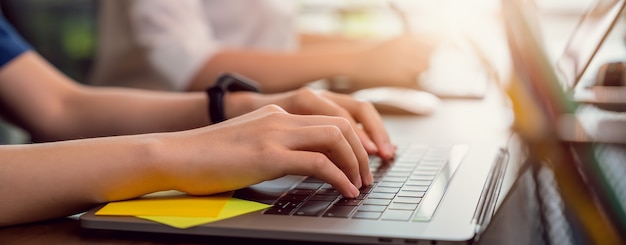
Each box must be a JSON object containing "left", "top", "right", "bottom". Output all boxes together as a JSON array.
[
  {"left": 276, "top": 150, "right": 361, "bottom": 198},
  {"left": 318, "top": 90, "right": 396, "bottom": 160},
  {"left": 283, "top": 88, "right": 382, "bottom": 155},
  {"left": 281, "top": 122, "right": 372, "bottom": 188}
]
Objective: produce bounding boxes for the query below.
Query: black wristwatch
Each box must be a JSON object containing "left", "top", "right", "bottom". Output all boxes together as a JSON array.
[{"left": 206, "top": 73, "right": 261, "bottom": 124}]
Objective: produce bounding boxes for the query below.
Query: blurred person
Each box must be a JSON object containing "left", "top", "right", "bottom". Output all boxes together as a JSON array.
[
  {"left": 88, "top": 0, "right": 436, "bottom": 93},
  {"left": 0, "top": 13, "right": 396, "bottom": 227}
]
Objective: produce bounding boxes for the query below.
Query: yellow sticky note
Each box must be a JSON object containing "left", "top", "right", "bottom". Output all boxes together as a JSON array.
[
  {"left": 138, "top": 198, "right": 272, "bottom": 229},
  {"left": 95, "top": 191, "right": 231, "bottom": 217}
]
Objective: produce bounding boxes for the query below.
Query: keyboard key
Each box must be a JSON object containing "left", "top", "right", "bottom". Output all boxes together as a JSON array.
[
  {"left": 402, "top": 186, "right": 429, "bottom": 192},
  {"left": 273, "top": 201, "right": 302, "bottom": 209},
  {"left": 293, "top": 201, "right": 332, "bottom": 216},
  {"left": 377, "top": 181, "right": 404, "bottom": 188},
  {"left": 278, "top": 195, "right": 308, "bottom": 202},
  {"left": 381, "top": 176, "right": 407, "bottom": 182},
  {"left": 391, "top": 162, "right": 416, "bottom": 168},
  {"left": 358, "top": 205, "right": 386, "bottom": 212},
  {"left": 309, "top": 195, "right": 338, "bottom": 201},
  {"left": 409, "top": 175, "right": 436, "bottom": 181},
  {"left": 397, "top": 191, "right": 425, "bottom": 198},
  {"left": 335, "top": 198, "right": 362, "bottom": 206},
  {"left": 316, "top": 189, "right": 340, "bottom": 196},
  {"left": 386, "top": 171, "right": 412, "bottom": 177},
  {"left": 287, "top": 189, "right": 316, "bottom": 195},
  {"left": 388, "top": 203, "right": 419, "bottom": 210},
  {"left": 323, "top": 205, "right": 358, "bottom": 218},
  {"left": 359, "top": 185, "right": 374, "bottom": 193},
  {"left": 353, "top": 211, "right": 382, "bottom": 220},
  {"left": 393, "top": 197, "right": 422, "bottom": 204},
  {"left": 363, "top": 198, "right": 392, "bottom": 206},
  {"left": 416, "top": 165, "right": 440, "bottom": 171},
  {"left": 264, "top": 207, "right": 295, "bottom": 215},
  {"left": 405, "top": 180, "right": 432, "bottom": 186},
  {"left": 413, "top": 170, "right": 438, "bottom": 176},
  {"left": 381, "top": 210, "right": 414, "bottom": 221},
  {"left": 372, "top": 187, "right": 400, "bottom": 193},
  {"left": 367, "top": 193, "right": 395, "bottom": 199},
  {"left": 354, "top": 193, "right": 368, "bottom": 200}
]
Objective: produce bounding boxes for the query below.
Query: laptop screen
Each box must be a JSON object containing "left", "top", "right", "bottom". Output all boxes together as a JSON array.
[{"left": 556, "top": 0, "right": 626, "bottom": 92}]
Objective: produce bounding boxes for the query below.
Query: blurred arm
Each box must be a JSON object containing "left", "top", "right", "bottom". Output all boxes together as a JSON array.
[{"left": 0, "top": 52, "right": 209, "bottom": 142}]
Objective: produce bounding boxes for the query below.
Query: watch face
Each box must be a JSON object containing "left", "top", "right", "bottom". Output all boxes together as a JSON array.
[{"left": 218, "top": 73, "right": 261, "bottom": 93}]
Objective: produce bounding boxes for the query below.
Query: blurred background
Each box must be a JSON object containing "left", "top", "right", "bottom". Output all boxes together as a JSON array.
[{"left": 0, "top": 0, "right": 614, "bottom": 144}]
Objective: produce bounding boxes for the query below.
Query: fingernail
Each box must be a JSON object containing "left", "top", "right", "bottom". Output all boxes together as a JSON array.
[
  {"left": 350, "top": 185, "right": 360, "bottom": 198},
  {"left": 384, "top": 143, "right": 396, "bottom": 158},
  {"left": 366, "top": 140, "right": 378, "bottom": 153}
]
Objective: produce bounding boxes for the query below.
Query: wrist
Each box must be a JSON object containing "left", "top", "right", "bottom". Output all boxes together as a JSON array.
[
  {"left": 206, "top": 73, "right": 260, "bottom": 124},
  {"left": 130, "top": 135, "right": 180, "bottom": 192},
  {"left": 336, "top": 52, "right": 362, "bottom": 79},
  {"left": 223, "top": 91, "right": 261, "bottom": 120}
]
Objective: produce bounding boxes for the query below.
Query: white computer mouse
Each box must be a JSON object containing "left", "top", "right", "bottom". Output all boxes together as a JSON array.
[{"left": 351, "top": 86, "right": 441, "bottom": 115}]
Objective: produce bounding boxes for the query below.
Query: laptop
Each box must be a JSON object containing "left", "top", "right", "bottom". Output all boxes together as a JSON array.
[
  {"left": 80, "top": 118, "right": 514, "bottom": 245},
  {"left": 534, "top": 0, "right": 626, "bottom": 143},
  {"left": 554, "top": 0, "right": 626, "bottom": 111},
  {"left": 499, "top": 0, "right": 626, "bottom": 242}
]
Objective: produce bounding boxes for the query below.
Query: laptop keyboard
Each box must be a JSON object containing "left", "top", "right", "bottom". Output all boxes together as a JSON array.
[{"left": 263, "top": 144, "right": 453, "bottom": 222}]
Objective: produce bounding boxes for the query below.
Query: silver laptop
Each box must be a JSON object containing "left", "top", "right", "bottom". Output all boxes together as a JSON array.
[
  {"left": 554, "top": 0, "right": 626, "bottom": 111},
  {"left": 79, "top": 79, "right": 516, "bottom": 239},
  {"left": 530, "top": 0, "right": 626, "bottom": 144},
  {"left": 80, "top": 123, "right": 513, "bottom": 244},
  {"left": 500, "top": 0, "right": 626, "bottom": 242}
]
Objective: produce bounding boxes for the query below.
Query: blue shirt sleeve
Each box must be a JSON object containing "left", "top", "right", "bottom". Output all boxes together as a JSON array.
[{"left": 0, "top": 14, "right": 31, "bottom": 68}]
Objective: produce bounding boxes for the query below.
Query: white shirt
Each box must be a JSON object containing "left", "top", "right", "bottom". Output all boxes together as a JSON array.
[{"left": 88, "top": 0, "right": 299, "bottom": 91}]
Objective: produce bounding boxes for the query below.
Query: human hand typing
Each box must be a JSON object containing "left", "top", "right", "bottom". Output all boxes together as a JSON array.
[
  {"left": 224, "top": 87, "right": 396, "bottom": 160},
  {"left": 164, "top": 105, "right": 373, "bottom": 198}
]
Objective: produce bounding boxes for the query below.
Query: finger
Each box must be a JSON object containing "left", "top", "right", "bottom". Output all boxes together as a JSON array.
[
  {"left": 277, "top": 151, "right": 360, "bottom": 198},
  {"left": 294, "top": 90, "right": 379, "bottom": 154},
  {"left": 282, "top": 122, "right": 372, "bottom": 187},
  {"left": 320, "top": 92, "right": 397, "bottom": 160}
]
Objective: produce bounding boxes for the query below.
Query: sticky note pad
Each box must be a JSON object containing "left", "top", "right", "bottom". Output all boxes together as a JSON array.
[
  {"left": 95, "top": 190, "right": 231, "bottom": 217},
  {"left": 138, "top": 198, "right": 272, "bottom": 229}
]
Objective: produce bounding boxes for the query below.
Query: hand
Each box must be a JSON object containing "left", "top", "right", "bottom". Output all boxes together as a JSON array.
[
  {"left": 165, "top": 105, "right": 373, "bottom": 198},
  {"left": 348, "top": 35, "right": 437, "bottom": 88},
  {"left": 225, "top": 88, "right": 396, "bottom": 160}
]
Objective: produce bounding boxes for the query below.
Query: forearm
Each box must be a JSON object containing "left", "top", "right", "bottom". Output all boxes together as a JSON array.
[
  {"left": 0, "top": 134, "right": 175, "bottom": 226},
  {"left": 50, "top": 87, "right": 209, "bottom": 141},
  {"left": 0, "top": 52, "right": 210, "bottom": 142},
  {"left": 188, "top": 49, "right": 358, "bottom": 93},
  {"left": 298, "top": 33, "right": 379, "bottom": 53}
]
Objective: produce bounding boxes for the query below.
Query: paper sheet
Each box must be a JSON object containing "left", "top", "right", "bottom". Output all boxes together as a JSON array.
[
  {"left": 95, "top": 191, "right": 231, "bottom": 217},
  {"left": 94, "top": 190, "right": 272, "bottom": 229},
  {"left": 138, "top": 198, "right": 272, "bottom": 229}
]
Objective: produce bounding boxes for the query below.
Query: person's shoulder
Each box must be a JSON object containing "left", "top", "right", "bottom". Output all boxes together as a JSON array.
[{"left": 0, "top": 14, "right": 31, "bottom": 68}]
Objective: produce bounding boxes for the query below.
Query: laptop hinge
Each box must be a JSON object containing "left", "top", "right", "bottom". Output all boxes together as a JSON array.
[{"left": 471, "top": 148, "right": 509, "bottom": 240}]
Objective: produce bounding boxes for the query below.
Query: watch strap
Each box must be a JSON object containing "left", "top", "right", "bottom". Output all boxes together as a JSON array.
[{"left": 206, "top": 73, "right": 261, "bottom": 124}]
